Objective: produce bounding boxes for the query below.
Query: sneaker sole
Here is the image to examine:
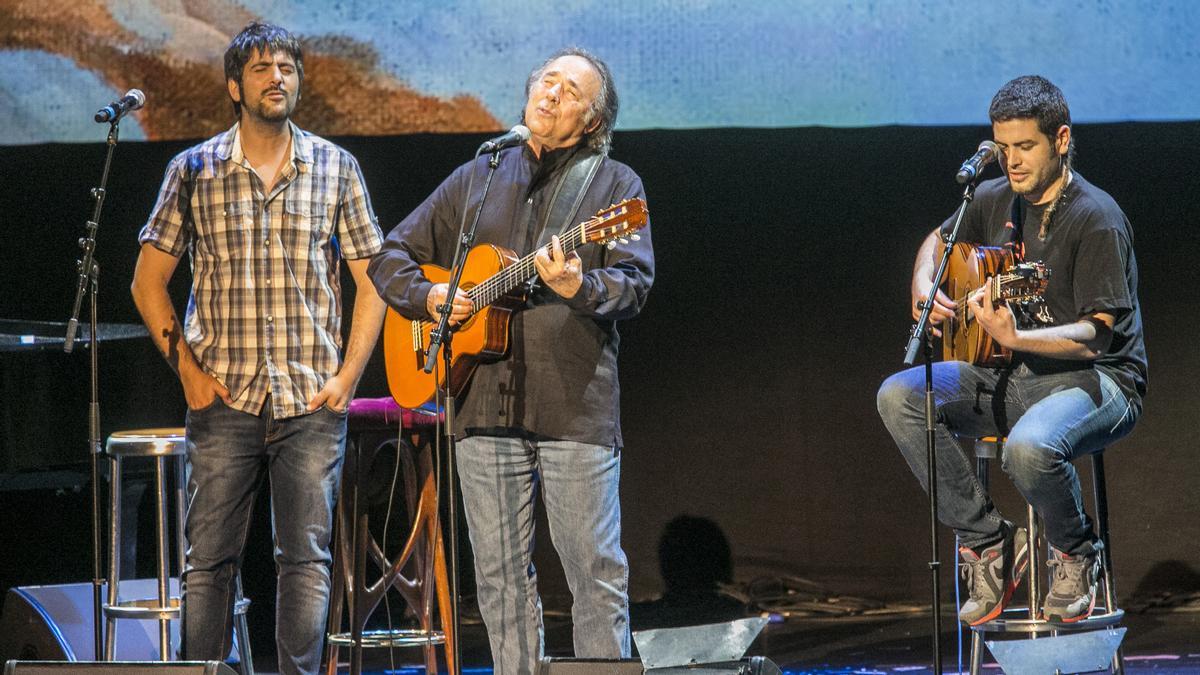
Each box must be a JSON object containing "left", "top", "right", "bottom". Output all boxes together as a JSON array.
[
  {"left": 967, "top": 537, "right": 1031, "bottom": 627},
  {"left": 1045, "top": 593, "right": 1097, "bottom": 624}
]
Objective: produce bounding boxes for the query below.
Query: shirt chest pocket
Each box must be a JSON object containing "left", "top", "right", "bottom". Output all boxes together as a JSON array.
[
  {"left": 194, "top": 197, "right": 252, "bottom": 261},
  {"left": 282, "top": 195, "right": 336, "bottom": 252}
]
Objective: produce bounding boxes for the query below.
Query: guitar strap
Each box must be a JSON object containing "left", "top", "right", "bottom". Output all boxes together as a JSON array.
[{"left": 533, "top": 150, "right": 606, "bottom": 249}]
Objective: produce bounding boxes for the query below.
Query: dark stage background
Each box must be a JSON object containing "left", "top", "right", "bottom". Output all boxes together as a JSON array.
[{"left": 1, "top": 123, "right": 1197, "bottom": 654}]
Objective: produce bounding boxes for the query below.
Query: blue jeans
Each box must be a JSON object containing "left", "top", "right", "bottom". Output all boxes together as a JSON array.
[
  {"left": 877, "top": 361, "right": 1138, "bottom": 556},
  {"left": 456, "top": 434, "right": 631, "bottom": 675},
  {"left": 182, "top": 398, "right": 346, "bottom": 675}
]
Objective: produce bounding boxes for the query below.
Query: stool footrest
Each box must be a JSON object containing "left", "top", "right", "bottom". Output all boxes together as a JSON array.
[
  {"left": 327, "top": 628, "right": 446, "bottom": 648},
  {"left": 104, "top": 595, "right": 251, "bottom": 621},
  {"left": 972, "top": 607, "right": 1124, "bottom": 634},
  {"left": 103, "top": 597, "right": 180, "bottom": 621}
]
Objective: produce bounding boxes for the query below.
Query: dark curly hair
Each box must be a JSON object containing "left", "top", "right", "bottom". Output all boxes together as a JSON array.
[{"left": 989, "top": 75, "right": 1074, "bottom": 166}]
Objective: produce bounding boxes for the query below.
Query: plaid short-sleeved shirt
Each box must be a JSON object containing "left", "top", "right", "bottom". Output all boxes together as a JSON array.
[{"left": 139, "top": 122, "right": 383, "bottom": 419}]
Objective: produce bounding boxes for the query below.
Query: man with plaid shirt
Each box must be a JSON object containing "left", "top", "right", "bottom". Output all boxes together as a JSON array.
[{"left": 131, "top": 23, "right": 385, "bottom": 674}]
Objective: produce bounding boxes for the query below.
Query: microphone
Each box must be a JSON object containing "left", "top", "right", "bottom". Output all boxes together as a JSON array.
[
  {"left": 956, "top": 140, "right": 999, "bottom": 184},
  {"left": 94, "top": 89, "right": 145, "bottom": 124},
  {"left": 479, "top": 125, "right": 531, "bottom": 153}
]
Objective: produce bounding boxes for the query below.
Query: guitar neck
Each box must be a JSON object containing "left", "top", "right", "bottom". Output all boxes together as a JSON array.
[
  {"left": 467, "top": 226, "right": 588, "bottom": 309},
  {"left": 953, "top": 272, "right": 1031, "bottom": 307}
]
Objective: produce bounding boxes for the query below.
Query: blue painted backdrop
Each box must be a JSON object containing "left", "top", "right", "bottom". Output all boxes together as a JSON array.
[{"left": 1, "top": 0, "right": 1197, "bottom": 144}]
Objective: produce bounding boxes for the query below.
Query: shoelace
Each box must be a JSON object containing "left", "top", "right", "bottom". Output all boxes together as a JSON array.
[
  {"left": 1048, "top": 556, "right": 1091, "bottom": 592},
  {"left": 959, "top": 555, "right": 989, "bottom": 597}
]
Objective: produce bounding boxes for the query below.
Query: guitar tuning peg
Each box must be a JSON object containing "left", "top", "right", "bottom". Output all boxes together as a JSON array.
[
  {"left": 630, "top": 234, "right": 640, "bottom": 241},
  {"left": 618, "top": 238, "right": 628, "bottom": 245},
  {"left": 606, "top": 241, "right": 617, "bottom": 250}
]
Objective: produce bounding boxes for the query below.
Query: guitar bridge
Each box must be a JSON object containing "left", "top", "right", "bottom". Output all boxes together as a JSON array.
[{"left": 412, "top": 320, "right": 425, "bottom": 352}]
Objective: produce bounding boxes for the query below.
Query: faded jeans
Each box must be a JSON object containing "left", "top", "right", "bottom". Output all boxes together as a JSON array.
[
  {"left": 182, "top": 398, "right": 346, "bottom": 675},
  {"left": 456, "top": 434, "right": 631, "bottom": 675},
  {"left": 877, "top": 361, "right": 1138, "bottom": 557}
]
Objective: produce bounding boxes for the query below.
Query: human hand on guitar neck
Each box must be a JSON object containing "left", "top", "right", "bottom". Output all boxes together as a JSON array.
[
  {"left": 968, "top": 279, "right": 1117, "bottom": 360},
  {"left": 424, "top": 234, "right": 584, "bottom": 327},
  {"left": 533, "top": 234, "right": 584, "bottom": 299},
  {"left": 914, "top": 275, "right": 1021, "bottom": 346},
  {"left": 966, "top": 284, "right": 1018, "bottom": 348}
]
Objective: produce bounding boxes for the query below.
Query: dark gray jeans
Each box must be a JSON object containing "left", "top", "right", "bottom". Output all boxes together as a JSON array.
[{"left": 182, "top": 398, "right": 346, "bottom": 675}]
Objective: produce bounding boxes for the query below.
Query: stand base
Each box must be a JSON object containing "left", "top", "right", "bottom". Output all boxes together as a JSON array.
[{"left": 326, "top": 629, "right": 445, "bottom": 648}]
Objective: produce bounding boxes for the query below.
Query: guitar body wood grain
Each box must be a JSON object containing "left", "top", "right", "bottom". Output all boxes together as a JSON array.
[
  {"left": 942, "top": 242, "right": 1016, "bottom": 367},
  {"left": 383, "top": 243, "right": 522, "bottom": 408}
]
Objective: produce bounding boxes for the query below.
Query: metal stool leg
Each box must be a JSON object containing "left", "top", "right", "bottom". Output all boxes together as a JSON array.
[
  {"left": 104, "top": 455, "right": 122, "bottom": 661},
  {"left": 1028, "top": 504, "right": 1041, "bottom": 621},
  {"left": 104, "top": 429, "right": 253, "bottom": 668},
  {"left": 234, "top": 574, "right": 255, "bottom": 675},
  {"left": 154, "top": 456, "right": 172, "bottom": 661},
  {"left": 969, "top": 628, "right": 985, "bottom": 675},
  {"left": 968, "top": 439, "right": 994, "bottom": 675},
  {"left": 1091, "top": 453, "right": 1125, "bottom": 675},
  {"left": 175, "top": 455, "right": 187, "bottom": 579}
]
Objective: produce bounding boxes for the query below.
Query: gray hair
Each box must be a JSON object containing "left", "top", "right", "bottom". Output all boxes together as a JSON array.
[{"left": 524, "top": 47, "right": 619, "bottom": 154}]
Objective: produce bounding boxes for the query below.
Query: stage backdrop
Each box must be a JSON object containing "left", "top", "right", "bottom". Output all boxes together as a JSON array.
[
  {"left": 1, "top": 0, "right": 1199, "bottom": 144},
  {"left": 1, "top": 0, "right": 1199, "bottom": 661}
]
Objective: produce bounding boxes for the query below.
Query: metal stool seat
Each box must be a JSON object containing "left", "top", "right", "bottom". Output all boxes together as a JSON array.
[
  {"left": 968, "top": 436, "right": 1125, "bottom": 674},
  {"left": 103, "top": 428, "right": 252, "bottom": 674}
]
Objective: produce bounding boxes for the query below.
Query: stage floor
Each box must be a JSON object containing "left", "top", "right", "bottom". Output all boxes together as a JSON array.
[{"left": 318, "top": 606, "right": 1200, "bottom": 674}]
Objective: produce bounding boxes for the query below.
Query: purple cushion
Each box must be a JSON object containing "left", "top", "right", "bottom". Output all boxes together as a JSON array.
[{"left": 347, "top": 397, "right": 443, "bottom": 433}]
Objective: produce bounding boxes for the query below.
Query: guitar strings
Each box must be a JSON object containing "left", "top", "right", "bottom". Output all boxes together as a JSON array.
[
  {"left": 410, "top": 224, "right": 591, "bottom": 337},
  {"left": 950, "top": 271, "right": 1038, "bottom": 323},
  {"left": 410, "top": 202, "right": 641, "bottom": 344}
]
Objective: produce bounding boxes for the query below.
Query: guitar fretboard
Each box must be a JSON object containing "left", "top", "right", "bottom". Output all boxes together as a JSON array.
[
  {"left": 466, "top": 225, "right": 589, "bottom": 310},
  {"left": 412, "top": 198, "right": 644, "bottom": 339},
  {"left": 952, "top": 270, "right": 1041, "bottom": 324},
  {"left": 411, "top": 223, "right": 592, "bottom": 337}
]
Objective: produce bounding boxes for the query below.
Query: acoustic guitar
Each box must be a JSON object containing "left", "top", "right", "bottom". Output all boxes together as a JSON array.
[
  {"left": 383, "top": 198, "right": 649, "bottom": 408},
  {"left": 940, "top": 242, "right": 1050, "bottom": 367}
]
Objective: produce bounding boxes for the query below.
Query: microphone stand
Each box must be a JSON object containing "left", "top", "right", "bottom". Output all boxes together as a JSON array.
[
  {"left": 422, "top": 145, "right": 504, "bottom": 675},
  {"left": 63, "top": 118, "right": 123, "bottom": 660},
  {"left": 902, "top": 178, "right": 978, "bottom": 675}
]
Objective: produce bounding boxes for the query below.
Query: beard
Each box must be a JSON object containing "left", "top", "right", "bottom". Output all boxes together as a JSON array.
[
  {"left": 239, "top": 84, "right": 298, "bottom": 123},
  {"left": 1008, "top": 176, "right": 1036, "bottom": 195},
  {"left": 251, "top": 95, "right": 295, "bottom": 122}
]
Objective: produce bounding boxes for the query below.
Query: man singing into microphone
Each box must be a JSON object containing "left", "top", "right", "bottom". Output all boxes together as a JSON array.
[
  {"left": 877, "top": 75, "right": 1146, "bottom": 626},
  {"left": 369, "top": 48, "right": 653, "bottom": 673},
  {"left": 131, "top": 22, "right": 385, "bottom": 674}
]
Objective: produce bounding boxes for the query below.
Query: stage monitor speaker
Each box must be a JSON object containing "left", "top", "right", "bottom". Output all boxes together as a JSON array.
[
  {"left": 3, "top": 663, "right": 235, "bottom": 675},
  {"left": 0, "top": 581, "right": 243, "bottom": 664},
  {"left": 538, "top": 658, "right": 643, "bottom": 674}
]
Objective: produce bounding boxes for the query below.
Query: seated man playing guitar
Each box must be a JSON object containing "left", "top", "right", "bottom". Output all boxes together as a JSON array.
[
  {"left": 368, "top": 48, "right": 653, "bottom": 674},
  {"left": 877, "top": 75, "right": 1146, "bottom": 626}
]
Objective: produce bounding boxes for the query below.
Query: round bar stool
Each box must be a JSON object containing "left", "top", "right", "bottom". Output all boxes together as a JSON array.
[
  {"left": 103, "top": 428, "right": 254, "bottom": 674},
  {"left": 323, "top": 398, "right": 451, "bottom": 675},
  {"left": 968, "top": 436, "right": 1125, "bottom": 675}
]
